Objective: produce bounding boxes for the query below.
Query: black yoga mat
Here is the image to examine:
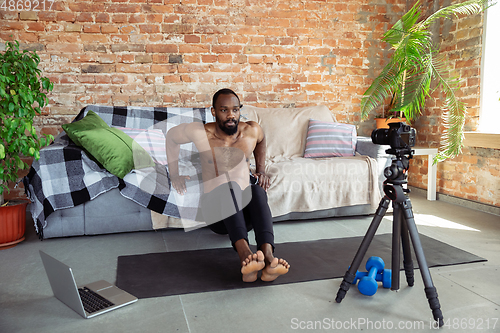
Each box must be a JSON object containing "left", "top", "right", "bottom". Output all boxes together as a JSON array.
[{"left": 115, "top": 233, "right": 486, "bottom": 298}]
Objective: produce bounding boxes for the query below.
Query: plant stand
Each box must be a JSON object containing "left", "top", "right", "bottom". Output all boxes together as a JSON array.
[{"left": 0, "top": 200, "right": 29, "bottom": 250}]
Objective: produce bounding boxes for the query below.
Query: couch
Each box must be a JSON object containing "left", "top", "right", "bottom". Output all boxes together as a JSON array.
[{"left": 24, "top": 104, "right": 390, "bottom": 239}]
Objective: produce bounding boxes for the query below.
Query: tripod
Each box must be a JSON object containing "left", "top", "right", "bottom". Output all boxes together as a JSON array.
[{"left": 335, "top": 148, "right": 444, "bottom": 327}]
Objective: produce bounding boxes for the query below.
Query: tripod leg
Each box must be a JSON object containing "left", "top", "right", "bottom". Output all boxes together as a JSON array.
[
  {"left": 391, "top": 203, "right": 401, "bottom": 291},
  {"left": 402, "top": 199, "right": 444, "bottom": 327},
  {"left": 400, "top": 211, "right": 415, "bottom": 286},
  {"left": 335, "top": 196, "right": 390, "bottom": 303}
]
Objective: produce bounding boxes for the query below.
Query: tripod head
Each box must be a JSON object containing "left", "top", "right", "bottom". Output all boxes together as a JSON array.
[{"left": 383, "top": 147, "right": 414, "bottom": 202}]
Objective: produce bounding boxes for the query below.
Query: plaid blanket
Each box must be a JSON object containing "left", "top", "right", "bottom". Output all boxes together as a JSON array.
[{"left": 24, "top": 105, "right": 214, "bottom": 239}]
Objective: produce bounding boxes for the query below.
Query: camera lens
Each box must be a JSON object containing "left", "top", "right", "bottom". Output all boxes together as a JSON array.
[{"left": 371, "top": 128, "right": 390, "bottom": 145}]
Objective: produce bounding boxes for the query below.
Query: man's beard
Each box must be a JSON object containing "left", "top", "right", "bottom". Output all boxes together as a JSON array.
[{"left": 217, "top": 118, "right": 239, "bottom": 135}]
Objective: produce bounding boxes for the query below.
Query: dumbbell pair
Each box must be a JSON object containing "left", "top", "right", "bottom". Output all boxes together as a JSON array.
[{"left": 353, "top": 256, "right": 392, "bottom": 296}]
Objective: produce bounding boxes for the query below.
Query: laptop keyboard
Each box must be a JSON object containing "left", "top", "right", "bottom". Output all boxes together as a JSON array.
[{"left": 78, "top": 287, "right": 115, "bottom": 314}]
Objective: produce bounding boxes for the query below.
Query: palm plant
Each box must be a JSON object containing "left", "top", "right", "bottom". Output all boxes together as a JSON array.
[{"left": 360, "top": 0, "right": 494, "bottom": 163}]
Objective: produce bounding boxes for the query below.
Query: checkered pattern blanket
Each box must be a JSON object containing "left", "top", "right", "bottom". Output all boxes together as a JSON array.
[{"left": 24, "top": 105, "right": 214, "bottom": 239}]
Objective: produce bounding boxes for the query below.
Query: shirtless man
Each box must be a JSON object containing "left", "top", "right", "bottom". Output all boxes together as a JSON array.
[{"left": 166, "top": 88, "right": 289, "bottom": 282}]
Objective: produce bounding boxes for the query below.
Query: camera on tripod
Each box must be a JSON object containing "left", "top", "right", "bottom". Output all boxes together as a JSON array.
[
  {"left": 371, "top": 122, "right": 416, "bottom": 151},
  {"left": 371, "top": 122, "right": 417, "bottom": 185}
]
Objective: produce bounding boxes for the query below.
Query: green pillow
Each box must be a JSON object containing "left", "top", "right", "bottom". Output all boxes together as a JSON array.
[
  {"left": 62, "top": 110, "right": 109, "bottom": 146},
  {"left": 62, "top": 111, "right": 153, "bottom": 178}
]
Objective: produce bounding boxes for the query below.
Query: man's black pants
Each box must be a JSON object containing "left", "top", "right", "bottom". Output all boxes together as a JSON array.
[{"left": 204, "top": 177, "right": 274, "bottom": 251}]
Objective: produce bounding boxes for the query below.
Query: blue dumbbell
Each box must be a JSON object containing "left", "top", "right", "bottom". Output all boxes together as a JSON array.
[
  {"left": 355, "top": 256, "right": 391, "bottom": 296},
  {"left": 354, "top": 268, "right": 391, "bottom": 289}
]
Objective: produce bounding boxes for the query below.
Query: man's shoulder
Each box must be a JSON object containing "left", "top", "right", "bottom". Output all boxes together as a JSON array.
[{"left": 242, "top": 120, "right": 261, "bottom": 131}]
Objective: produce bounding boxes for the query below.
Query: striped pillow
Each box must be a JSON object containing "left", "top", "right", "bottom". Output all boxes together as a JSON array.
[
  {"left": 303, "top": 119, "right": 357, "bottom": 158},
  {"left": 116, "top": 127, "right": 168, "bottom": 165}
]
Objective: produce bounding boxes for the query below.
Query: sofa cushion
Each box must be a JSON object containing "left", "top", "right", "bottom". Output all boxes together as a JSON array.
[
  {"left": 116, "top": 127, "right": 168, "bottom": 165},
  {"left": 242, "top": 105, "right": 335, "bottom": 161},
  {"left": 62, "top": 110, "right": 109, "bottom": 146},
  {"left": 303, "top": 119, "right": 357, "bottom": 158},
  {"left": 62, "top": 111, "right": 153, "bottom": 178}
]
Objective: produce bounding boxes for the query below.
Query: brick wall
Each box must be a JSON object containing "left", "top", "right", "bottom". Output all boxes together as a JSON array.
[
  {"left": 1, "top": 0, "right": 498, "bottom": 207},
  {"left": 1, "top": 0, "right": 406, "bottom": 199},
  {"left": 407, "top": 0, "right": 500, "bottom": 207}
]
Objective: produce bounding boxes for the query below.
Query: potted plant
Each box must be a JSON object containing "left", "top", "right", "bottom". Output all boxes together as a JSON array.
[
  {"left": 360, "top": 0, "right": 493, "bottom": 162},
  {"left": 374, "top": 93, "right": 408, "bottom": 129},
  {"left": 0, "top": 40, "right": 53, "bottom": 249}
]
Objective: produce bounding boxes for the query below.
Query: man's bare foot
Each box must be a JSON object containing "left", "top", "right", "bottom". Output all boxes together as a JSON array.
[
  {"left": 241, "top": 250, "right": 265, "bottom": 282},
  {"left": 261, "top": 257, "right": 290, "bottom": 282}
]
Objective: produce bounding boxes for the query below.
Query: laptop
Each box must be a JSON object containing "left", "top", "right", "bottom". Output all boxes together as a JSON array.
[{"left": 39, "top": 250, "right": 138, "bottom": 318}]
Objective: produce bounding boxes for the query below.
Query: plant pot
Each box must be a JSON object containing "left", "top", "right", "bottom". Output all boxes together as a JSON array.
[
  {"left": 0, "top": 199, "right": 29, "bottom": 250},
  {"left": 375, "top": 117, "right": 408, "bottom": 129}
]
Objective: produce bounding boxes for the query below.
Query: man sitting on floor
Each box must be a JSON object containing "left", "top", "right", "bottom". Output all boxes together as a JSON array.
[{"left": 166, "top": 88, "right": 289, "bottom": 283}]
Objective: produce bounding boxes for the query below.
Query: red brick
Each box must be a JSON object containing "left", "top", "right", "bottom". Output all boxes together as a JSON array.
[
  {"left": 163, "top": 74, "right": 181, "bottom": 83},
  {"left": 0, "top": 22, "right": 25, "bottom": 31},
  {"left": 151, "top": 64, "right": 177, "bottom": 73},
  {"left": 95, "top": 76, "right": 112, "bottom": 84},
  {"left": 184, "top": 35, "right": 201, "bottom": 43},
  {"left": 118, "top": 25, "right": 135, "bottom": 34},
  {"left": 149, "top": 34, "right": 163, "bottom": 42},
  {"left": 140, "top": 24, "right": 161, "bottom": 34},
  {"left": 101, "top": 25, "right": 119, "bottom": 34},
  {"left": 126, "top": 14, "right": 144, "bottom": 24},
  {"left": 162, "top": 24, "right": 194, "bottom": 34},
  {"left": 38, "top": 11, "right": 57, "bottom": 22},
  {"left": 26, "top": 22, "right": 45, "bottom": 32},
  {"left": 57, "top": 12, "right": 76, "bottom": 22},
  {"left": 83, "top": 25, "right": 101, "bottom": 33},
  {"left": 81, "top": 34, "right": 108, "bottom": 43},
  {"left": 217, "top": 54, "right": 232, "bottom": 63},
  {"left": 179, "top": 44, "right": 210, "bottom": 53},
  {"left": 69, "top": 2, "right": 106, "bottom": 12},
  {"left": 76, "top": 13, "right": 94, "bottom": 22},
  {"left": 146, "top": 44, "right": 178, "bottom": 53},
  {"left": 105, "top": 4, "right": 141, "bottom": 13},
  {"left": 110, "top": 34, "right": 129, "bottom": 43},
  {"left": 112, "top": 14, "right": 128, "bottom": 23},
  {"left": 78, "top": 75, "right": 96, "bottom": 84},
  {"left": 199, "top": 55, "right": 216, "bottom": 63},
  {"left": 145, "top": 4, "right": 174, "bottom": 13},
  {"left": 211, "top": 45, "right": 242, "bottom": 54},
  {"left": 96, "top": 13, "right": 110, "bottom": 23}
]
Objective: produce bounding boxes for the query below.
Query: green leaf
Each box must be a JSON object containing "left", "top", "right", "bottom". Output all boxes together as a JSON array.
[{"left": 0, "top": 144, "right": 4, "bottom": 159}]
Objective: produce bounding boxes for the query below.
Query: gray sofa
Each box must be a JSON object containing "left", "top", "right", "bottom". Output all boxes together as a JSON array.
[{"left": 25, "top": 105, "right": 390, "bottom": 239}]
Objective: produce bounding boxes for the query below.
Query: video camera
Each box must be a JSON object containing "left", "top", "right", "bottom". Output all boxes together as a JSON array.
[{"left": 371, "top": 122, "right": 416, "bottom": 150}]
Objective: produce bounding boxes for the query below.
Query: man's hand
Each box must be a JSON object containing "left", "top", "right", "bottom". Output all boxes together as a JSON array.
[
  {"left": 170, "top": 175, "right": 190, "bottom": 195},
  {"left": 253, "top": 172, "right": 270, "bottom": 192}
]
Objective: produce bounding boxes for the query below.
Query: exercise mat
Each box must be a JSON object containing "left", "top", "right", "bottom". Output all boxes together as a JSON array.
[{"left": 116, "top": 233, "right": 486, "bottom": 298}]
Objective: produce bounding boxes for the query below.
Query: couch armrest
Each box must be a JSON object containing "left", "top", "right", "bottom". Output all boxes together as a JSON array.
[{"left": 356, "top": 136, "right": 392, "bottom": 198}]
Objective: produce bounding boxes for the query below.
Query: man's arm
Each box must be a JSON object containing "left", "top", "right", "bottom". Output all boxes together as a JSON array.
[
  {"left": 251, "top": 122, "right": 270, "bottom": 191},
  {"left": 165, "top": 122, "right": 206, "bottom": 194},
  {"left": 166, "top": 123, "right": 190, "bottom": 178}
]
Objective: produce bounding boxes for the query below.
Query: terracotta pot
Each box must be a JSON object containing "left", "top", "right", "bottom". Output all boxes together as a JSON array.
[
  {"left": 0, "top": 199, "right": 29, "bottom": 250},
  {"left": 375, "top": 117, "right": 408, "bottom": 129}
]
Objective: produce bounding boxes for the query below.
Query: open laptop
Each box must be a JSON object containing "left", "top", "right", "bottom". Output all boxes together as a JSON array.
[{"left": 39, "top": 250, "right": 137, "bottom": 318}]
